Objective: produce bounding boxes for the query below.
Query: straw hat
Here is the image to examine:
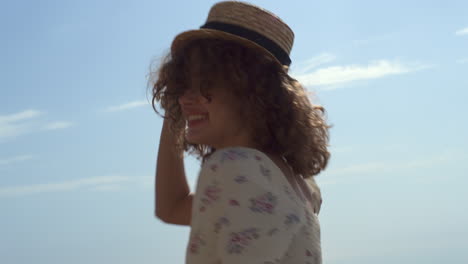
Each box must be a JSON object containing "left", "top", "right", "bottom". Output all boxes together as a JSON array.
[{"left": 170, "top": 1, "right": 295, "bottom": 70}]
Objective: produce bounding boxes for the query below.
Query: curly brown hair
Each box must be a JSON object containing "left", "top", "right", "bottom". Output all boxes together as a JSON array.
[{"left": 147, "top": 38, "right": 332, "bottom": 179}]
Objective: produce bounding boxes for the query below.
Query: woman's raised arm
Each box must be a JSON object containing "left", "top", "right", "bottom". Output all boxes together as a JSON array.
[{"left": 155, "top": 118, "right": 192, "bottom": 226}]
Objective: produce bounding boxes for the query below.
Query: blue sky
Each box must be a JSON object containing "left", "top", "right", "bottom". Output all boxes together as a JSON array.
[{"left": 1, "top": 0, "right": 467, "bottom": 263}]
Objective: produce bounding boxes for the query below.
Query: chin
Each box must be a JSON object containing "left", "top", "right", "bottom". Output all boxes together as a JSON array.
[{"left": 185, "top": 134, "right": 205, "bottom": 145}]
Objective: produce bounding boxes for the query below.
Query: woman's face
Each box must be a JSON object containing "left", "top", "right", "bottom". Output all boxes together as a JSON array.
[{"left": 177, "top": 48, "right": 257, "bottom": 150}]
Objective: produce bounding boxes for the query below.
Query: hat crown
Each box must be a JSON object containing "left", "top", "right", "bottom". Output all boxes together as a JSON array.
[{"left": 206, "top": 1, "right": 294, "bottom": 56}]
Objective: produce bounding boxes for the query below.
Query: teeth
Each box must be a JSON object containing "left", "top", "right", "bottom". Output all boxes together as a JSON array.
[{"left": 188, "top": 114, "right": 208, "bottom": 121}]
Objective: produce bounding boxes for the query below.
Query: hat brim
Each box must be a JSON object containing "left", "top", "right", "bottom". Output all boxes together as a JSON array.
[{"left": 170, "top": 28, "right": 285, "bottom": 69}]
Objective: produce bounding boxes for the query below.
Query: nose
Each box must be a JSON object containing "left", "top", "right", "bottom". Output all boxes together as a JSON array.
[{"left": 178, "top": 87, "right": 208, "bottom": 106}]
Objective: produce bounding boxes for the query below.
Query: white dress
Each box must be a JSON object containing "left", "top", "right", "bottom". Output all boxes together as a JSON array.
[{"left": 185, "top": 146, "right": 322, "bottom": 264}]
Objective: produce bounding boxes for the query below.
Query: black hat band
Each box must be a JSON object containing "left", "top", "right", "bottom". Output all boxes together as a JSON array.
[{"left": 200, "top": 21, "right": 292, "bottom": 66}]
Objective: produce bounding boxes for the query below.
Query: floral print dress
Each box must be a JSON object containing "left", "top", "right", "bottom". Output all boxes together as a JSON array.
[{"left": 185, "top": 147, "right": 322, "bottom": 264}]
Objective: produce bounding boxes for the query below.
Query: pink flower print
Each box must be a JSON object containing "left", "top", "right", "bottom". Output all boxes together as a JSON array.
[
  {"left": 229, "top": 199, "right": 240, "bottom": 206},
  {"left": 189, "top": 241, "right": 198, "bottom": 254},
  {"left": 259, "top": 164, "right": 272, "bottom": 181},
  {"left": 189, "top": 232, "right": 206, "bottom": 254},
  {"left": 249, "top": 192, "right": 277, "bottom": 214},
  {"left": 284, "top": 213, "right": 300, "bottom": 228},
  {"left": 205, "top": 186, "right": 220, "bottom": 200},
  {"left": 214, "top": 216, "right": 230, "bottom": 234},
  {"left": 226, "top": 227, "right": 260, "bottom": 254},
  {"left": 254, "top": 155, "right": 262, "bottom": 161},
  {"left": 267, "top": 227, "right": 279, "bottom": 236},
  {"left": 306, "top": 249, "right": 312, "bottom": 257},
  {"left": 201, "top": 183, "right": 221, "bottom": 206},
  {"left": 219, "top": 149, "right": 249, "bottom": 163},
  {"left": 234, "top": 175, "right": 248, "bottom": 183},
  {"left": 210, "top": 164, "right": 218, "bottom": 172},
  {"left": 283, "top": 185, "right": 295, "bottom": 200}
]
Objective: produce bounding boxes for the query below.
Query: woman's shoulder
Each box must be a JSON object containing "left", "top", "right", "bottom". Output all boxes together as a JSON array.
[
  {"left": 202, "top": 146, "right": 264, "bottom": 169},
  {"left": 200, "top": 146, "right": 273, "bottom": 185},
  {"left": 207, "top": 146, "right": 260, "bottom": 161}
]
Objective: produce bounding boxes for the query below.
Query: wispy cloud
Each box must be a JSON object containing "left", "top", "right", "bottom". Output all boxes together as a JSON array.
[
  {"left": 456, "top": 58, "right": 468, "bottom": 64},
  {"left": 291, "top": 53, "right": 336, "bottom": 74},
  {"left": 42, "top": 121, "right": 74, "bottom": 130},
  {"left": 0, "top": 175, "right": 137, "bottom": 197},
  {"left": 0, "top": 109, "right": 43, "bottom": 141},
  {"left": 0, "top": 109, "right": 43, "bottom": 123},
  {"left": 0, "top": 154, "right": 33, "bottom": 166},
  {"left": 455, "top": 27, "right": 468, "bottom": 36},
  {"left": 104, "top": 100, "right": 149, "bottom": 112},
  {"left": 292, "top": 59, "right": 434, "bottom": 90},
  {"left": 0, "top": 109, "right": 73, "bottom": 142},
  {"left": 322, "top": 150, "right": 461, "bottom": 182}
]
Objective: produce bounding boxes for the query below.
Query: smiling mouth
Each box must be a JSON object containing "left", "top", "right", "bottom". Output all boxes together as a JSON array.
[{"left": 187, "top": 115, "right": 209, "bottom": 128}]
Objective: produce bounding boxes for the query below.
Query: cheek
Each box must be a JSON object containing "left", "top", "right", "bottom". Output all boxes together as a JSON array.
[
  {"left": 221, "top": 109, "right": 243, "bottom": 129},
  {"left": 207, "top": 108, "right": 234, "bottom": 128},
  {"left": 206, "top": 94, "right": 243, "bottom": 127}
]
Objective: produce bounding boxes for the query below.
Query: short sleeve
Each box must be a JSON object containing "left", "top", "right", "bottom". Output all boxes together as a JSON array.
[
  {"left": 304, "top": 177, "right": 322, "bottom": 215},
  {"left": 190, "top": 148, "right": 303, "bottom": 264}
]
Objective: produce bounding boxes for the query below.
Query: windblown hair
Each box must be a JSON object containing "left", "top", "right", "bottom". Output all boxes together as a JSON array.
[{"left": 147, "top": 38, "right": 332, "bottom": 179}]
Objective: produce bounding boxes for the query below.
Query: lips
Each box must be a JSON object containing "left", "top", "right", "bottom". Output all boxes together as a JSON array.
[
  {"left": 185, "top": 112, "right": 209, "bottom": 117},
  {"left": 187, "top": 115, "right": 208, "bottom": 127}
]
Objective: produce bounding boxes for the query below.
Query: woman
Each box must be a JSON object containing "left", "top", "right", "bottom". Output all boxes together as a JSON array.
[{"left": 149, "top": 1, "right": 331, "bottom": 263}]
